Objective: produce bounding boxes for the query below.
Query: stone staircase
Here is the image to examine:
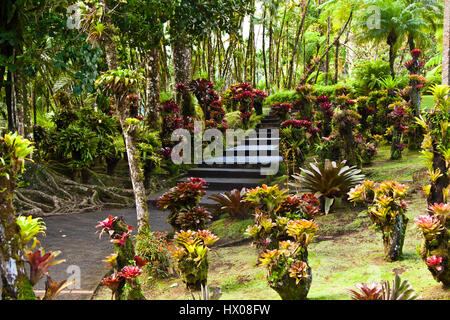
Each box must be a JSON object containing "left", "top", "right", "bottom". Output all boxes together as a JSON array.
[
  {"left": 148, "top": 115, "right": 282, "bottom": 208},
  {"left": 181, "top": 115, "right": 281, "bottom": 206}
]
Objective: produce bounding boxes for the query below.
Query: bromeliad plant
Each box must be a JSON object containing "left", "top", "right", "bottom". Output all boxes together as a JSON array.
[
  {"left": 280, "top": 119, "right": 319, "bottom": 176},
  {"left": 171, "top": 230, "right": 218, "bottom": 290},
  {"left": 415, "top": 84, "right": 450, "bottom": 206},
  {"left": 415, "top": 203, "right": 450, "bottom": 287},
  {"left": 244, "top": 185, "right": 320, "bottom": 300},
  {"left": 388, "top": 102, "right": 410, "bottom": 160},
  {"left": 208, "top": 188, "right": 253, "bottom": 219},
  {"left": 292, "top": 159, "right": 365, "bottom": 214},
  {"left": 348, "top": 275, "right": 418, "bottom": 300},
  {"left": 348, "top": 181, "right": 409, "bottom": 262},
  {"left": 157, "top": 177, "right": 210, "bottom": 231},
  {"left": 414, "top": 86, "right": 449, "bottom": 285},
  {"left": 270, "top": 103, "right": 292, "bottom": 121},
  {"left": 96, "top": 215, "right": 146, "bottom": 300},
  {"left": 0, "top": 133, "right": 72, "bottom": 300}
]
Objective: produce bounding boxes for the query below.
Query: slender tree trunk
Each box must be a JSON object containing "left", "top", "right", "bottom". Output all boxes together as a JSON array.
[
  {"left": 287, "top": 0, "right": 311, "bottom": 90},
  {"left": 100, "top": 3, "right": 149, "bottom": 233},
  {"left": 6, "top": 71, "right": 15, "bottom": 131},
  {"left": 262, "top": 7, "right": 269, "bottom": 91},
  {"left": 275, "top": 7, "right": 287, "bottom": 90},
  {"left": 245, "top": 5, "right": 255, "bottom": 84},
  {"left": 334, "top": 41, "right": 340, "bottom": 84},
  {"left": 443, "top": 0, "right": 450, "bottom": 86},
  {"left": 268, "top": 9, "right": 273, "bottom": 92},
  {"left": 325, "top": 17, "right": 331, "bottom": 85}
]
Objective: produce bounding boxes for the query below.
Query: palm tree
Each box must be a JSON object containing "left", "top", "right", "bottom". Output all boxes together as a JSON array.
[
  {"left": 404, "top": 0, "right": 443, "bottom": 50},
  {"left": 443, "top": 0, "right": 450, "bottom": 85},
  {"left": 355, "top": 0, "right": 428, "bottom": 78}
]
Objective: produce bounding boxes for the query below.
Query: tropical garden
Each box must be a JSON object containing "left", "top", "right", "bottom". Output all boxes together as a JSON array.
[{"left": 0, "top": 0, "right": 449, "bottom": 302}]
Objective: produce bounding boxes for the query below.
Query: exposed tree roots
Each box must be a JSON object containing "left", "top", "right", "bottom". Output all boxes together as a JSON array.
[{"left": 14, "top": 162, "right": 137, "bottom": 216}]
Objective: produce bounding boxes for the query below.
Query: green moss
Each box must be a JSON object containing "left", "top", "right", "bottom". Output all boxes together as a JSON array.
[{"left": 18, "top": 276, "right": 37, "bottom": 300}]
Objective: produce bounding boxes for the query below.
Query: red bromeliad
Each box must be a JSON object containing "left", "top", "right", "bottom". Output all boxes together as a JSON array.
[
  {"left": 119, "top": 266, "right": 143, "bottom": 280},
  {"left": 26, "top": 249, "right": 65, "bottom": 285},
  {"left": 426, "top": 255, "right": 444, "bottom": 272}
]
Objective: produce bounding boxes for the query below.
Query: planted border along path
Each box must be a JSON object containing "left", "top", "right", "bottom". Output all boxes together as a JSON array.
[{"left": 30, "top": 115, "right": 282, "bottom": 300}]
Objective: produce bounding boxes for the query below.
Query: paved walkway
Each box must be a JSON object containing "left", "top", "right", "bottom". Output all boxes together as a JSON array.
[
  {"left": 34, "top": 205, "right": 170, "bottom": 300},
  {"left": 27, "top": 114, "right": 282, "bottom": 300}
]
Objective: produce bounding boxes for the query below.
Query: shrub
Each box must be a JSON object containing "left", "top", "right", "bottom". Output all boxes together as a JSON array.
[
  {"left": 176, "top": 206, "right": 212, "bottom": 230},
  {"left": 414, "top": 85, "right": 450, "bottom": 286},
  {"left": 171, "top": 230, "right": 218, "bottom": 290},
  {"left": 244, "top": 185, "right": 318, "bottom": 300},
  {"left": 350, "top": 59, "right": 391, "bottom": 96},
  {"left": 263, "top": 90, "right": 297, "bottom": 108},
  {"left": 270, "top": 103, "right": 292, "bottom": 120},
  {"left": 134, "top": 227, "right": 174, "bottom": 279},
  {"left": 157, "top": 177, "right": 208, "bottom": 231},
  {"left": 348, "top": 180, "right": 409, "bottom": 262}
]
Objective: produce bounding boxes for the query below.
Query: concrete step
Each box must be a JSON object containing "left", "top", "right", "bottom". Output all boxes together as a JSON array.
[
  {"left": 188, "top": 167, "right": 263, "bottom": 179},
  {"left": 261, "top": 117, "right": 280, "bottom": 123},
  {"left": 202, "top": 155, "right": 282, "bottom": 166}
]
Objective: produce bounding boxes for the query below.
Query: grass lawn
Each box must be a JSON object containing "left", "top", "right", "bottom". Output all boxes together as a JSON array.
[
  {"left": 422, "top": 95, "right": 434, "bottom": 110},
  {"left": 93, "top": 146, "right": 449, "bottom": 300}
]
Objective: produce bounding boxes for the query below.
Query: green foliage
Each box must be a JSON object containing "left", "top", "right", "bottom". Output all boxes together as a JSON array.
[
  {"left": 350, "top": 60, "right": 391, "bottom": 96},
  {"left": 16, "top": 215, "right": 46, "bottom": 246},
  {"left": 56, "top": 124, "right": 98, "bottom": 169},
  {"left": 169, "top": 0, "right": 251, "bottom": 44},
  {"left": 264, "top": 90, "right": 297, "bottom": 107}
]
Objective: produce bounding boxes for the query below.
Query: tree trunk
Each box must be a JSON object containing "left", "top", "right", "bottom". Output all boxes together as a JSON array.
[
  {"left": 443, "top": 0, "right": 450, "bottom": 86},
  {"left": 100, "top": 2, "right": 149, "bottom": 233},
  {"left": 287, "top": 0, "right": 311, "bottom": 90},
  {"left": 325, "top": 17, "right": 331, "bottom": 85},
  {"left": 173, "top": 45, "right": 194, "bottom": 117},
  {"left": 275, "top": 7, "right": 287, "bottom": 90},
  {"left": 384, "top": 214, "right": 408, "bottom": 262},
  {"left": 428, "top": 147, "right": 449, "bottom": 206},
  {"left": 145, "top": 48, "right": 160, "bottom": 128},
  {"left": 262, "top": 7, "right": 269, "bottom": 91},
  {"left": 6, "top": 70, "right": 15, "bottom": 131},
  {"left": 388, "top": 43, "right": 397, "bottom": 79},
  {"left": 334, "top": 41, "right": 340, "bottom": 84}
]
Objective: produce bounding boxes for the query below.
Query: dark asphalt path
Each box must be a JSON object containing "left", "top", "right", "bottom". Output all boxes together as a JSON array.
[{"left": 33, "top": 205, "right": 170, "bottom": 300}]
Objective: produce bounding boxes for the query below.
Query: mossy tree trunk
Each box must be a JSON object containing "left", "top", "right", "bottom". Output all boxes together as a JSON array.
[
  {"left": 428, "top": 147, "right": 449, "bottom": 206},
  {"left": 390, "top": 129, "right": 403, "bottom": 160},
  {"left": 269, "top": 249, "right": 312, "bottom": 300},
  {"left": 382, "top": 214, "right": 408, "bottom": 262},
  {"left": 100, "top": 1, "right": 149, "bottom": 233}
]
